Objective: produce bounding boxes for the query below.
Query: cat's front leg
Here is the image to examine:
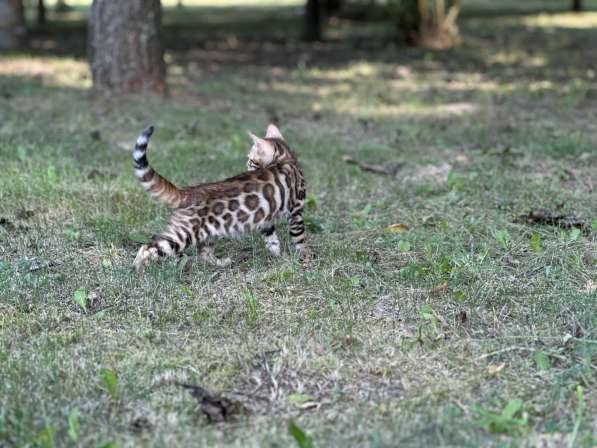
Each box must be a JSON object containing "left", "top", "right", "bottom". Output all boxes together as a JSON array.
[{"left": 261, "top": 225, "right": 281, "bottom": 256}]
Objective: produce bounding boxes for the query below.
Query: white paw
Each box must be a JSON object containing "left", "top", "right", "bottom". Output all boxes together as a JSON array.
[
  {"left": 133, "top": 245, "right": 158, "bottom": 271},
  {"left": 266, "top": 243, "right": 281, "bottom": 256},
  {"left": 216, "top": 257, "right": 232, "bottom": 267},
  {"left": 264, "top": 232, "right": 281, "bottom": 256},
  {"left": 294, "top": 246, "right": 313, "bottom": 264}
]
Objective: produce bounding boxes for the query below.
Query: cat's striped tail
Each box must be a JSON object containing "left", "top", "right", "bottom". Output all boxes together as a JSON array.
[{"left": 132, "top": 126, "right": 185, "bottom": 208}]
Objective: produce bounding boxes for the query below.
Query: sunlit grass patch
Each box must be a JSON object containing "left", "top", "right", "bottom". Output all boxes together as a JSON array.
[
  {"left": 0, "top": 56, "right": 90, "bottom": 89},
  {"left": 521, "top": 11, "right": 597, "bottom": 29}
]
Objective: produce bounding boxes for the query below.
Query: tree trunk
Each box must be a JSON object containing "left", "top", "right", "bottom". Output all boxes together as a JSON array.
[
  {"left": 88, "top": 0, "right": 166, "bottom": 94},
  {"left": 55, "top": 0, "right": 70, "bottom": 12},
  {"left": 390, "top": 0, "right": 460, "bottom": 49},
  {"left": 304, "top": 0, "right": 322, "bottom": 41},
  {"left": 324, "top": 0, "right": 342, "bottom": 17},
  {"left": 572, "top": 0, "right": 582, "bottom": 11},
  {"left": 0, "top": 0, "right": 25, "bottom": 50},
  {"left": 37, "top": 0, "right": 46, "bottom": 26}
]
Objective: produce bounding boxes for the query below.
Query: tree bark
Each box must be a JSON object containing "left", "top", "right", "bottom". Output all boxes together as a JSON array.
[
  {"left": 55, "top": 0, "right": 70, "bottom": 12},
  {"left": 0, "top": 0, "right": 25, "bottom": 50},
  {"left": 37, "top": 0, "right": 46, "bottom": 26},
  {"left": 391, "top": 0, "right": 460, "bottom": 48},
  {"left": 324, "top": 0, "right": 342, "bottom": 17},
  {"left": 88, "top": 0, "right": 166, "bottom": 94},
  {"left": 572, "top": 0, "right": 582, "bottom": 11},
  {"left": 304, "top": 0, "right": 322, "bottom": 41}
]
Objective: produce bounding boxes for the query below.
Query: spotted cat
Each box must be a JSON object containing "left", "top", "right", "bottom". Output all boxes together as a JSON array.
[{"left": 132, "top": 124, "right": 306, "bottom": 270}]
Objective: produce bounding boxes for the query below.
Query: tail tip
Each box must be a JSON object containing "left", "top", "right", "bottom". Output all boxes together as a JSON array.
[{"left": 136, "top": 125, "right": 154, "bottom": 147}]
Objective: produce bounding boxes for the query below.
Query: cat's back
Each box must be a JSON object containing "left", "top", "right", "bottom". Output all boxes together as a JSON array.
[{"left": 184, "top": 162, "right": 301, "bottom": 201}]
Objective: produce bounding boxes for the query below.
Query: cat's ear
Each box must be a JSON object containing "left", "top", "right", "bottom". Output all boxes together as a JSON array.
[
  {"left": 248, "top": 131, "right": 271, "bottom": 153},
  {"left": 265, "top": 124, "right": 284, "bottom": 140},
  {"left": 248, "top": 131, "right": 275, "bottom": 163},
  {"left": 248, "top": 131, "right": 263, "bottom": 146}
]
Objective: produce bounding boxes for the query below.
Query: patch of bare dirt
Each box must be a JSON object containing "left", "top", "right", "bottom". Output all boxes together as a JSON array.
[{"left": 402, "top": 163, "right": 452, "bottom": 184}]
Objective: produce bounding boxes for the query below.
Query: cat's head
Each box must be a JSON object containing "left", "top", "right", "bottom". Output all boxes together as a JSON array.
[{"left": 247, "top": 124, "right": 295, "bottom": 171}]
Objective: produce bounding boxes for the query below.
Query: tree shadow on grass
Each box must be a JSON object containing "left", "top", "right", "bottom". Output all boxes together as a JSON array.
[
  {"left": 7, "top": 3, "right": 597, "bottom": 167},
  {"left": 21, "top": 1, "right": 597, "bottom": 92}
]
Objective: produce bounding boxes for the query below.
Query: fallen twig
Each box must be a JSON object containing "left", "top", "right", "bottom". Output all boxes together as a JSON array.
[
  {"left": 514, "top": 209, "right": 588, "bottom": 231},
  {"left": 176, "top": 382, "right": 246, "bottom": 423},
  {"left": 342, "top": 155, "right": 402, "bottom": 176}
]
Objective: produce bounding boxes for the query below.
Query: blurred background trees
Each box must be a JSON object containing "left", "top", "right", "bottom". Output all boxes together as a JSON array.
[
  {"left": 5, "top": 0, "right": 597, "bottom": 92},
  {"left": 54, "top": 0, "right": 70, "bottom": 11},
  {"left": 0, "top": 0, "right": 26, "bottom": 49},
  {"left": 88, "top": 0, "right": 166, "bottom": 94},
  {"left": 36, "top": 0, "right": 45, "bottom": 25},
  {"left": 387, "top": 0, "right": 461, "bottom": 48},
  {"left": 304, "top": 0, "right": 323, "bottom": 41},
  {"left": 303, "top": 0, "right": 345, "bottom": 41}
]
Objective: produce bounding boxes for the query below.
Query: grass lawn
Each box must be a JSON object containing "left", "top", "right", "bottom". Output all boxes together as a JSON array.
[{"left": 1, "top": 2, "right": 596, "bottom": 447}]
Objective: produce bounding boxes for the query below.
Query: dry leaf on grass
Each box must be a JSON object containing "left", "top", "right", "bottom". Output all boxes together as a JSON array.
[
  {"left": 430, "top": 282, "right": 448, "bottom": 295},
  {"left": 287, "top": 393, "right": 321, "bottom": 410},
  {"left": 177, "top": 382, "right": 246, "bottom": 423},
  {"left": 487, "top": 363, "right": 506, "bottom": 375},
  {"left": 387, "top": 223, "right": 409, "bottom": 233}
]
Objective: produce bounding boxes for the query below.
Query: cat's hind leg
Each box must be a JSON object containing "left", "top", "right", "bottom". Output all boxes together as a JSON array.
[
  {"left": 134, "top": 245, "right": 159, "bottom": 271},
  {"left": 134, "top": 213, "right": 195, "bottom": 271},
  {"left": 197, "top": 244, "right": 231, "bottom": 267},
  {"left": 287, "top": 208, "right": 313, "bottom": 262},
  {"left": 288, "top": 210, "right": 305, "bottom": 255}
]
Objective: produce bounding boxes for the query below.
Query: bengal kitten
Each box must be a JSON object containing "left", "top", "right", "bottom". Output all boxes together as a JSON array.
[{"left": 132, "top": 124, "right": 306, "bottom": 270}]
